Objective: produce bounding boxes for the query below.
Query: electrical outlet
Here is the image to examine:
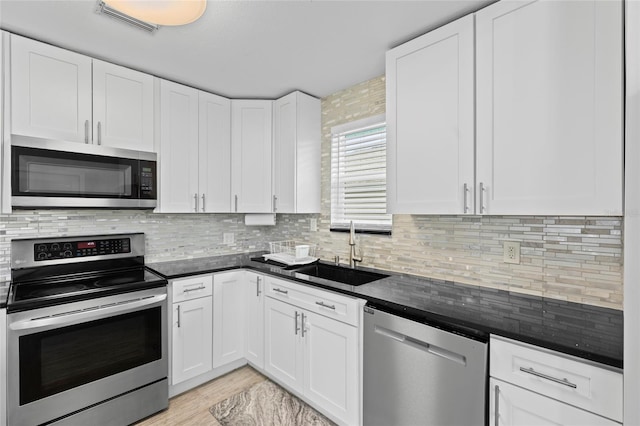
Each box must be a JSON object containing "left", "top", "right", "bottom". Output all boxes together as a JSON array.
[
  {"left": 223, "top": 233, "right": 234, "bottom": 244},
  {"left": 310, "top": 218, "right": 318, "bottom": 232},
  {"left": 503, "top": 241, "right": 521, "bottom": 264}
]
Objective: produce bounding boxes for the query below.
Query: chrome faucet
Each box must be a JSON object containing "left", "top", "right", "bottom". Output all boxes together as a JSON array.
[{"left": 348, "top": 221, "right": 362, "bottom": 268}]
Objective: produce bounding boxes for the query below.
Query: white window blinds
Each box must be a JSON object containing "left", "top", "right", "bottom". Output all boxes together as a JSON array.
[{"left": 331, "top": 114, "right": 392, "bottom": 233}]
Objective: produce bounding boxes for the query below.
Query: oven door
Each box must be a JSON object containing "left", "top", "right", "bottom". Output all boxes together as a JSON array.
[{"left": 7, "top": 287, "right": 168, "bottom": 426}]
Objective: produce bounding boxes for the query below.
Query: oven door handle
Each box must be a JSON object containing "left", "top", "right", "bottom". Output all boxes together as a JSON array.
[{"left": 9, "top": 294, "right": 167, "bottom": 331}]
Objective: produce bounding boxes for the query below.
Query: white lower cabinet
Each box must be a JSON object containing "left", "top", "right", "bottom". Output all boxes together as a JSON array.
[
  {"left": 0, "top": 308, "right": 5, "bottom": 426},
  {"left": 303, "top": 310, "right": 358, "bottom": 426},
  {"left": 265, "top": 297, "right": 305, "bottom": 393},
  {"left": 213, "top": 271, "right": 246, "bottom": 367},
  {"left": 171, "top": 275, "right": 213, "bottom": 385},
  {"left": 489, "top": 336, "right": 622, "bottom": 426},
  {"left": 264, "top": 276, "right": 362, "bottom": 426},
  {"left": 245, "top": 271, "right": 265, "bottom": 369},
  {"left": 490, "top": 378, "right": 618, "bottom": 426}
]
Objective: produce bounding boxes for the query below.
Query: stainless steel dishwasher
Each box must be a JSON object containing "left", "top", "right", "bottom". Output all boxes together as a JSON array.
[{"left": 363, "top": 304, "right": 488, "bottom": 426}]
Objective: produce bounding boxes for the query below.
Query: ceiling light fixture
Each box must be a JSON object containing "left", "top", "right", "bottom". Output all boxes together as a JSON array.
[
  {"left": 102, "top": 0, "right": 207, "bottom": 26},
  {"left": 97, "top": 1, "right": 159, "bottom": 33}
]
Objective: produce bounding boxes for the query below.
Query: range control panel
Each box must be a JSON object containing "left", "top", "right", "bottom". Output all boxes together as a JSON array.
[{"left": 33, "top": 238, "right": 131, "bottom": 261}]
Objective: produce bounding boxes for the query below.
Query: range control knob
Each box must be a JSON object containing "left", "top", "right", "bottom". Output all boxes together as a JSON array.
[
  {"left": 37, "top": 252, "right": 47, "bottom": 260},
  {"left": 63, "top": 251, "right": 73, "bottom": 258},
  {"left": 37, "top": 244, "right": 48, "bottom": 253},
  {"left": 51, "top": 243, "right": 60, "bottom": 252},
  {"left": 63, "top": 243, "right": 72, "bottom": 250}
]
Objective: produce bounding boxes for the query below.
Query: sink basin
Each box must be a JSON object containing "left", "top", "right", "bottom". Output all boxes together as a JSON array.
[{"left": 293, "top": 263, "right": 389, "bottom": 286}]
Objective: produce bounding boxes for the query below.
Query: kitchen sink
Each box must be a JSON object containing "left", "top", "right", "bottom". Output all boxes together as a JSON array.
[{"left": 293, "top": 263, "right": 389, "bottom": 286}]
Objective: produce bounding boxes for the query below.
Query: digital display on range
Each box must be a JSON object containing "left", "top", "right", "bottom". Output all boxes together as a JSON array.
[{"left": 34, "top": 238, "right": 131, "bottom": 261}]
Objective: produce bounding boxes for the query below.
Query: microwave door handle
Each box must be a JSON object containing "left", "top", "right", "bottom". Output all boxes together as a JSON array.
[{"left": 9, "top": 294, "right": 167, "bottom": 331}]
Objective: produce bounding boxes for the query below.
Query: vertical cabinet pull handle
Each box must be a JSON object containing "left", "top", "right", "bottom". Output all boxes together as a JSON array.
[
  {"left": 97, "top": 122, "right": 102, "bottom": 145},
  {"left": 479, "top": 182, "right": 486, "bottom": 214},
  {"left": 84, "top": 120, "right": 89, "bottom": 144},
  {"left": 256, "top": 276, "right": 261, "bottom": 296},
  {"left": 301, "top": 312, "right": 307, "bottom": 337},
  {"left": 273, "top": 195, "right": 277, "bottom": 212},
  {"left": 463, "top": 183, "right": 470, "bottom": 213},
  {"left": 201, "top": 194, "right": 206, "bottom": 212},
  {"left": 295, "top": 311, "right": 300, "bottom": 335},
  {"left": 235, "top": 195, "right": 238, "bottom": 212},
  {"left": 176, "top": 305, "right": 181, "bottom": 328},
  {"left": 494, "top": 384, "right": 499, "bottom": 426},
  {"left": 194, "top": 193, "right": 199, "bottom": 212}
]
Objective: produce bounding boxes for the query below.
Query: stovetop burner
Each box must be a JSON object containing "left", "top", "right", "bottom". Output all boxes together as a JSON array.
[{"left": 9, "top": 233, "right": 167, "bottom": 313}]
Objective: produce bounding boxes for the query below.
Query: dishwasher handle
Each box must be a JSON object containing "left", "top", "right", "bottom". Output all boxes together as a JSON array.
[{"left": 374, "top": 324, "right": 467, "bottom": 366}]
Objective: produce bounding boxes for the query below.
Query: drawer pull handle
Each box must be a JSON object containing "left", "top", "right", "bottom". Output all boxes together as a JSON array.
[
  {"left": 273, "top": 288, "right": 288, "bottom": 295},
  {"left": 315, "top": 301, "right": 336, "bottom": 310},
  {"left": 519, "top": 367, "right": 577, "bottom": 389},
  {"left": 183, "top": 286, "right": 206, "bottom": 293}
]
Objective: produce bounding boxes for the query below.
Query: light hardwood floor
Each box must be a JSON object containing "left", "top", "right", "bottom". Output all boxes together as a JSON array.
[{"left": 137, "top": 366, "right": 267, "bottom": 426}]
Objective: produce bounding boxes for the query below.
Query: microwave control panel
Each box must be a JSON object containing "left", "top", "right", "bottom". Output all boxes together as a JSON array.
[{"left": 33, "top": 238, "right": 131, "bottom": 261}]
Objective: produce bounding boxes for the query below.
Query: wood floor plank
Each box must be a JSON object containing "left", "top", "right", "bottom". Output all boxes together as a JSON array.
[{"left": 136, "top": 366, "right": 266, "bottom": 426}]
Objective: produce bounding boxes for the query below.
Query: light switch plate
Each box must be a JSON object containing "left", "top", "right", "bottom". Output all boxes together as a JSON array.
[
  {"left": 310, "top": 218, "right": 318, "bottom": 232},
  {"left": 503, "top": 241, "right": 521, "bottom": 264}
]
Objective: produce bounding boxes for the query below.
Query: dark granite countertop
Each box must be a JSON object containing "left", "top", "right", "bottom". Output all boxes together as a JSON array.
[{"left": 150, "top": 253, "right": 623, "bottom": 369}]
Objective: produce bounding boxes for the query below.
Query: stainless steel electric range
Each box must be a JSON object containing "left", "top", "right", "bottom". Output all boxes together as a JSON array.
[{"left": 7, "top": 233, "right": 168, "bottom": 426}]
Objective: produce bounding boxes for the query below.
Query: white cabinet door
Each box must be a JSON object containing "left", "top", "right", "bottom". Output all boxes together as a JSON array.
[
  {"left": 245, "top": 272, "right": 265, "bottom": 369},
  {"left": 476, "top": 0, "right": 623, "bottom": 215},
  {"left": 92, "top": 59, "right": 154, "bottom": 152},
  {"left": 231, "top": 100, "right": 273, "bottom": 213},
  {"left": 159, "top": 79, "right": 199, "bottom": 213},
  {"left": 199, "top": 91, "right": 231, "bottom": 212},
  {"left": 490, "top": 378, "right": 619, "bottom": 426},
  {"left": 303, "top": 310, "right": 359, "bottom": 426},
  {"left": 273, "top": 92, "right": 321, "bottom": 214},
  {"left": 264, "top": 297, "right": 304, "bottom": 394},
  {"left": 10, "top": 34, "right": 92, "bottom": 143},
  {"left": 213, "top": 271, "right": 246, "bottom": 367},
  {"left": 172, "top": 297, "right": 213, "bottom": 385},
  {"left": 386, "top": 15, "right": 474, "bottom": 214}
]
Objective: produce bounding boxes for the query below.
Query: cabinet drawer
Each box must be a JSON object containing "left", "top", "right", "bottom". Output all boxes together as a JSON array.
[
  {"left": 490, "top": 336, "right": 622, "bottom": 422},
  {"left": 172, "top": 275, "right": 213, "bottom": 303},
  {"left": 265, "top": 276, "right": 362, "bottom": 326}
]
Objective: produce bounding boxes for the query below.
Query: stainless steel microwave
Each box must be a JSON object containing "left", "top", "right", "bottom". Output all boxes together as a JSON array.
[{"left": 11, "top": 138, "right": 157, "bottom": 209}]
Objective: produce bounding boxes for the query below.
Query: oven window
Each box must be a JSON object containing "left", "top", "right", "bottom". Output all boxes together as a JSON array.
[{"left": 19, "top": 307, "right": 162, "bottom": 405}]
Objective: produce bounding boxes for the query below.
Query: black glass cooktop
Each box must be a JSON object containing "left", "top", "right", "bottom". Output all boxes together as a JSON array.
[{"left": 8, "top": 263, "right": 167, "bottom": 313}]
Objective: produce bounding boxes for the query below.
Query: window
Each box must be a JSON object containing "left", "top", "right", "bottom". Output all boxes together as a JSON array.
[{"left": 330, "top": 114, "right": 392, "bottom": 233}]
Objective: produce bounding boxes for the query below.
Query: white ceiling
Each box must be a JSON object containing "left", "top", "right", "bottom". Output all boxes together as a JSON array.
[{"left": 0, "top": 0, "right": 495, "bottom": 99}]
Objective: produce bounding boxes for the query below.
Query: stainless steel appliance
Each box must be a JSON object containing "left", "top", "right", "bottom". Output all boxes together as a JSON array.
[
  {"left": 7, "top": 233, "right": 168, "bottom": 426},
  {"left": 11, "top": 136, "right": 157, "bottom": 208},
  {"left": 363, "top": 304, "right": 488, "bottom": 426}
]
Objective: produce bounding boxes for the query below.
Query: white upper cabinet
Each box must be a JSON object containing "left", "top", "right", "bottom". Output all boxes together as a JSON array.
[
  {"left": 475, "top": 0, "right": 623, "bottom": 215},
  {"left": 92, "top": 59, "right": 154, "bottom": 151},
  {"left": 11, "top": 34, "right": 92, "bottom": 143},
  {"left": 231, "top": 100, "right": 273, "bottom": 213},
  {"left": 386, "top": 15, "right": 475, "bottom": 214},
  {"left": 159, "top": 80, "right": 200, "bottom": 213},
  {"left": 10, "top": 34, "right": 155, "bottom": 151},
  {"left": 199, "top": 91, "right": 231, "bottom": 213},
  {"left": 273, "top": 91, "right": 321, "bottom": 213}
]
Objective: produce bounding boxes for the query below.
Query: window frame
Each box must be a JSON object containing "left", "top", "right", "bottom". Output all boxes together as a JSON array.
[{"left": 330, "top": 114, "right": 392, "bottom": 235}]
